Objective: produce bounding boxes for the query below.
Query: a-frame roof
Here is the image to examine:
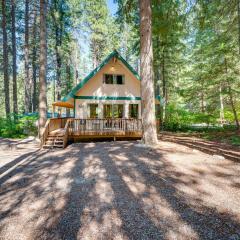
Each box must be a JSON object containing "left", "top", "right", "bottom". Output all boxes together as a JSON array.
[{"left": 62, "top": 50, "right": 140, "bottom": 102}]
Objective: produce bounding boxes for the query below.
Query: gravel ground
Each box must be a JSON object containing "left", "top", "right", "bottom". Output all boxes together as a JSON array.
[{"left": 0, "top": 139, "right": 239, "bottom": 240}]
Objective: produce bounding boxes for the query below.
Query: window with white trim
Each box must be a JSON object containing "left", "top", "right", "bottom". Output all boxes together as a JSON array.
[{"left": 103, "top": 74, "right": 125, "bottom": 85}]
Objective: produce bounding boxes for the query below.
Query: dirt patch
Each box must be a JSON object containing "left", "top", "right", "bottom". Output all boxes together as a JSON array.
[{"left": 0, "top": 140, "right": 239, "bottom": 240}]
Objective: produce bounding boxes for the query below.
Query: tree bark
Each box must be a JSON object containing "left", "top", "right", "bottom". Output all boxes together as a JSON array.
[
  {"left": 219, "top": 84, "right": 224, "bottom": 126},
  {"left": 2, "top": 0, "right": 10, "bottom": 116},
  {"left": 11, "top": 0, "right": 18, "bottom": 116},
  {"left": 200, "top": 83, "right": 205, "bottom": 113},
  {"left": 139, "top": 0, "right": 158, "bottom": 145},
  {"left": 24, "top": 0, "right": 31, "bottom": 112},
  {"left": 66, "top": 64, "right": 71, "bottom": 117},
  {"left": 51, "top": 0, "right": 64, "bottom": 101},
  {"left": 224, "top": 58, "right": 239, "bottom": 130},
  {"left": 32, "top": 6, "right": 38, "bottom": 112},
  {"left": 39, "top": 0, "right": 48, "bottom": 137},
  {"left": 237, "top": 0, "right": 240, "bottom": 54},
  {"left": 162, "top": 49, "right": 167, "bottom": 123}
]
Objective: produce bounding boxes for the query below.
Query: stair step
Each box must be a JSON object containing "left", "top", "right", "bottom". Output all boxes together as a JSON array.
[
  {"left": 53, "top": 145, "right": 64, "bottom": 148},
  {"left": 43, "top": 144, "right": 54, "bottom": 148}
]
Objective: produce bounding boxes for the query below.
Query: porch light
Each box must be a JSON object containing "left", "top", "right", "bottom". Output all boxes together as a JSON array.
[{"left": 110, "top": 66, "right": 115, "bottom": 71}]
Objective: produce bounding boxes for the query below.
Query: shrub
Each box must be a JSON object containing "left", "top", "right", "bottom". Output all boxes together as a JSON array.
[{"left": 0, "top": 115, "right": 38, "bottom": 138}]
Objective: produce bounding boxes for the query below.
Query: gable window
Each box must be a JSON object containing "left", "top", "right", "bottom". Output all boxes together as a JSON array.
[
  {"left": 116, "top": 75, "right": 124, "bottom": 84},
  {"left": 88, "top": 104, "right": 98, "bottom": 118},
  {"left": 104, "top": 74, "right": 114, "bottom": 84},
  {"left": 103, "top": 74, "right": 124, "bottom": 85},
  {"left": 129, "top": 104, "right": 138, "bottom": 118}
]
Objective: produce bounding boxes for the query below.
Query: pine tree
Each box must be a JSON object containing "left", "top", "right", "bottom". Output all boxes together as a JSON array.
[
  {"left": 11, "top": 0, "right": 18, "bottom": 116},
  {"left": 1, "top": 0, "right": 10, "bottom": 116},
  {"left": 39, "top": 0, "right": 48, "bottom": 136},
  {"left": 139, "top": 0, "right": 158, "bottom": 145}
]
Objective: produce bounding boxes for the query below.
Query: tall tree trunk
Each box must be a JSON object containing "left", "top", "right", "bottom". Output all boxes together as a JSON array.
[
  {"left": 139, "top": 0, "right": 158, "bottom": 145},
  {"left": 66, "top": 64, "right": 71, "bottom": 117},
  {"left": 2, "top": 0, "right": 10, "bottom": 116},
  {"left": 224, "top": 58, "right": 239, "bottom": 130},
  {"left": 11, "top": 0, "right": 18, "bottom": 116},
  {"left": 32, "top": 6, "right": 38, "bottom": 112},
  {"left": 55, "top": 33, "right": 62, "bottom": 100},
  {"left": 162, "top": 49, "right": 167, "bottom": 123},
  {"left": 92, "top": 42, "right": 98, "bottom": 68},
  {"left": 200, "top": 86, "right": 205, "bottom": 113},
  {"left": 25, "top": 0, "right": 31, "bottom": 112},
  {"left": 237, "top": 0, "right": 240, "bottom": 54},
  {"left": 39, "top": 0, "right": 48, "bottom": 137},
  {"left": 51, "top": 0, "right": 63, "bottom": 101},
  {"left": 219, "top": 84, "right": 224, "bottom": 126}
]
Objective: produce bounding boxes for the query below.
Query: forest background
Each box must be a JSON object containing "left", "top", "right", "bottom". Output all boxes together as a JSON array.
[{"left": 0, "top": 0, "right": 239, "bottom": 144}]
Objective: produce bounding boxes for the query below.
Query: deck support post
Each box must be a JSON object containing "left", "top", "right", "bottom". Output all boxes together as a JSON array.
[
  {"left": 124, "top": 103, "right": 129, "bottom": 118},
  {"left": 98, "top": 102, "right": 103, "bottom": 118},
  {"left": 52, "top": 105, "right": 55, "bottom": 118}
]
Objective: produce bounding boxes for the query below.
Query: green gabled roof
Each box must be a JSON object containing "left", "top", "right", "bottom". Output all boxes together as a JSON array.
[{"left": 62, "top": 50, "right": 140, "bottom": 102}]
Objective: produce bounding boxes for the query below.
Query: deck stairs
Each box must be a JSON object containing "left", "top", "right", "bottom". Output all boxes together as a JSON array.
[
  {"left": 43, "top": 135, "right": 65, "bottom": 148},
  {"left": 41, "top": 118, "right": 70, "bottom": 149}
]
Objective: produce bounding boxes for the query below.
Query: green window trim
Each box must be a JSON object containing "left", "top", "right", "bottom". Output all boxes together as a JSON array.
[{"left": 74, "top": 96, "right": 141, "bottom": 100}]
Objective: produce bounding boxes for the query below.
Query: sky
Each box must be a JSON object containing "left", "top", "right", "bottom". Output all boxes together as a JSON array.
[{"left": 107, "top": 0, "right": 118, "bottom": 16}]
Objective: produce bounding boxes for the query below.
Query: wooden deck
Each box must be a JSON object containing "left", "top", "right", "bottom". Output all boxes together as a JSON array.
[
  {"left": 41, "top": 118, "right": 142, "bottom": 148},
  {"left": 68, "top": 118, "right": 142, "bottom": 138}
]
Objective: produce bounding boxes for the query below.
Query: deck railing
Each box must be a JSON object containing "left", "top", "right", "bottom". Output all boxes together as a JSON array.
[
  {"left": 68, "top": 118, "right": 142, "bottom": 136},
  {"left": 49, "top": 117, "right": 70, "bottom": 132}
]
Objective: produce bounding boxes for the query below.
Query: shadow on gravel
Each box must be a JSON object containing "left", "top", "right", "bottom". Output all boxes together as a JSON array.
[
  {"left": 0, "top": 149, "right": 39, "bottom": 176},
  {"left": 0, "top": 142, "right": 239, "bottom": 240}
]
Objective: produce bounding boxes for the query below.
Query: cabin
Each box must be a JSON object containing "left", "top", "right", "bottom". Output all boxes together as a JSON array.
[{"left": 41, "top": 50, "right": 160, "bottom": 148}]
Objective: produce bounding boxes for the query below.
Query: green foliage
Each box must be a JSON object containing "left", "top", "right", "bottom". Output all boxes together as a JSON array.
[
  {"left": 0, "top": 115, "right": 38, "bottom": 138},
  {"left": 162, "top": 104, "right": 219, "bottom": 131},
  {"left": 230, "top": 136, "right": 240, "bottom": 146}
]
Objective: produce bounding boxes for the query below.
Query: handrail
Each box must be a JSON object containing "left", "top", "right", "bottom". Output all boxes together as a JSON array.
[
  {"left": 40, "top": 119, "right": 50, "bottom": 147},
  {"left": 63, "top": 119, "right": 71, "bottom": 147},
  {"left": 68, "top": 118, "right": 142, "bottom": 135}
]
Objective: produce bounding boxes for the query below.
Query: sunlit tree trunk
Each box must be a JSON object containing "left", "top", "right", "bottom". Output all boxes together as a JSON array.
[
  {"left": 39, "top": 0, "right": 48, "bottom": 137},
  {"left": 219, "top": 85, "right": 224, "bottom": 126},
  {"left": 91, "top": 41, "right": 98, "bottom": 68},
  {"left": 237, "top": 0, "right": 240, "bottom": 54},
  {"left": 11, "top": 0, "right": 18, "bottom": 116},
  {"left": 139, "top": 0, "right": 158, "bottom": 145},
  {"left": 32, "top": 6, "right": 38, "bottom": 112},
  {"left": 2, "top": 0, "right": 10, "bottom": 116},
  {"left": 66, "top": 64, "right": 71, "bottom": 117},
  {"left": 25, "top": 0, "right": 31, "bottom": 112},
  {"left": 162, "top": 50, "right": 167, "bottom": 123}
]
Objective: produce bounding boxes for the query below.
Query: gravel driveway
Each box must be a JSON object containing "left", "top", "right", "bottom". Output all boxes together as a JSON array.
[{"left": 0, "top": 140, "right": 239, "bottom": 240}]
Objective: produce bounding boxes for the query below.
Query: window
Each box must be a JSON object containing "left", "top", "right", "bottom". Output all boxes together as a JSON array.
[
  {"left": 116, "top": 75, "right": 124, "bottom": 84},
  {"left": 103, "top": 104, "right": 123, "bottom": 118},
  {"left": 103, "top": 104, "right": 112, "bottom": 118},
  {"left": 104, "top": 74, "right": 124, "bottom": 85},
  {"left": 129, "top": 104, "right": 138, "bottom": 118},
  {"left": 88, "top": 104, "right": 98, "bottom": 118},
  {"left": 104, "top": 74, "right": 113, "bottom": 84},
  {"left": 113, "top": 104, "right": 123, "bottom": 118}
]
